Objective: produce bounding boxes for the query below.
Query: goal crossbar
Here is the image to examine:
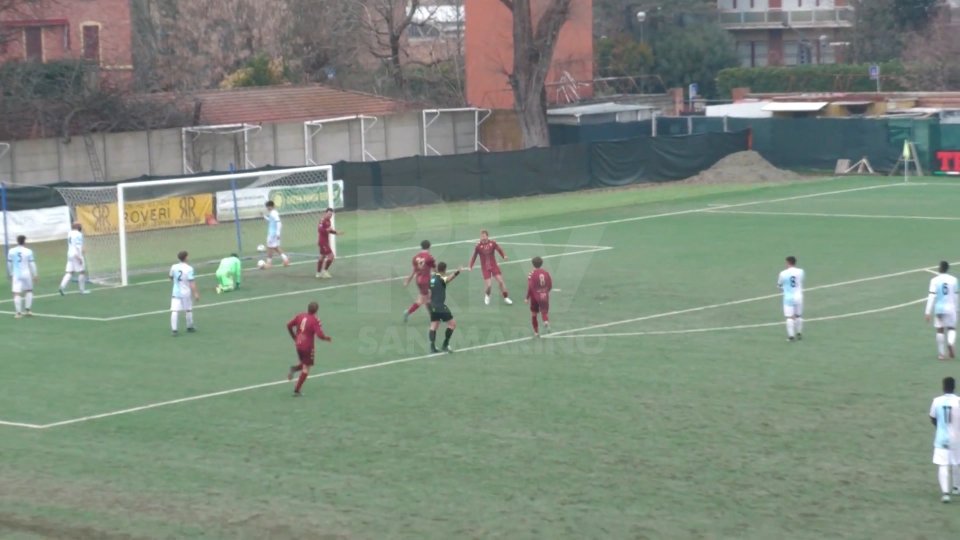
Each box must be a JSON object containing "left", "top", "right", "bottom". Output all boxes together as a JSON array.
[
  {"left": 304, "top": 115, "right": 379, "bottom": 164},
  {"left": 182, "top": 123, "right": 261, "bottom": 174}
]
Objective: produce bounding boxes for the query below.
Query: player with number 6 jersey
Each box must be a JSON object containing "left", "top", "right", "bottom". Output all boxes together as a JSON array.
[
  {"left": 286, "top": 301, "right": 332, "bottom": 396},
  {"left": 526, "top": 256, "right": 553, "bottom": 337},
  {"left": 926, "top": 261, "right": 959, "bottom": 360},
  {"left": 402, "top": 240, "right": 436, "bottom": 322},
  {"left": 777, "top": 256, "right": 805, "bottom": 342}
]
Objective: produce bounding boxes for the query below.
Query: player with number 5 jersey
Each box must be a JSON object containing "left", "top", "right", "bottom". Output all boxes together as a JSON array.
[
  {"left": 777, "top": 256, "right": 805, "bottom": 342},
  {"left": 926, "top": 261, "right": 958, "bottom": 360},
  {"left": 7, "top": 235, "right": 38, "bottom": 318}
]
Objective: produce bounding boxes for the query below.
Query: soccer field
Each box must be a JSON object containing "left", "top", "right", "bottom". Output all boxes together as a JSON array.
[{"left": 5, "top": 176, "right": 960, "bottom": 538}]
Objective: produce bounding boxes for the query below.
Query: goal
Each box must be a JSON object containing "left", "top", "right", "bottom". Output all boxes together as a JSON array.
[{"left": 55, "top": 165, "right": 342, "bottom": 286}]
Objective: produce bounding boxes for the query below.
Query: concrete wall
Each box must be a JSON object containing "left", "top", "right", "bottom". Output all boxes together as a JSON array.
[{"left": 1, "top": 109, "right": 488, "bottom": 186}]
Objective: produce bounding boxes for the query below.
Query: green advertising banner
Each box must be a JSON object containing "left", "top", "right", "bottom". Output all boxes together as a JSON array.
[{"left": 268, "top": 180, "right": 344, "bottom": 213}]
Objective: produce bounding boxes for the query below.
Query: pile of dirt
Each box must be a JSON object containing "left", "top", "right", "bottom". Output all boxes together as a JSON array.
[{"left": 683, "top": 151, "right": 803, "bottom": 184}]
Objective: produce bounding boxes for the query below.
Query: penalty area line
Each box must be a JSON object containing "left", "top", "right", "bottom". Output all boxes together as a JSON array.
[{"left": 545, "top": 298, "right": 924, "bottom": 339}]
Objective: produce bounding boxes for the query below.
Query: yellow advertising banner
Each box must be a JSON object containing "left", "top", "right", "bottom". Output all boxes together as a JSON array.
[{"left": 76, "top": 194, "right": 214, "bottom": 236}]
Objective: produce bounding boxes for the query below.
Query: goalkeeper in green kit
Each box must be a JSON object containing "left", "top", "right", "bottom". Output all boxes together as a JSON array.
[{"left": 215, "top": 254, "right": 242, "bottom": 294}]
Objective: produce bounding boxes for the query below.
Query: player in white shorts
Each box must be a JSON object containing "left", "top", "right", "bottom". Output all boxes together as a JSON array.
[
  {"left": 169, "top": 250, "right": 199, "bottom": 336},
  {"left": 925, "top": 261, "right": 959, "bottom": 360},
  {"left": 262, "top": 200, "right": 289, "bottom": 268},
  {"left": 777, "top": 255, "right": 805, "bottom": 341},
  {"left": 930, "top": 376, "right": 960, "bottom": 502},
  {"left": 6, "top": 235, "right": 38, "bottom": 318},
  {"left": 59, "top": 222, "right": 90, "bottom": 295}
]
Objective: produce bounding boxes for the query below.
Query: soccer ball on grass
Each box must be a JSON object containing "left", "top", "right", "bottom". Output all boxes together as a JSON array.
[{"left": 257, "top": 260, "right": 266, "bottom": 269}]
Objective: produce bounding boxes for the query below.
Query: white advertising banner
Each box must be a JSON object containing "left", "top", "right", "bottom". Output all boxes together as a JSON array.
[{"left": 1, "top": 206, "right": 71, "bottom": 244}]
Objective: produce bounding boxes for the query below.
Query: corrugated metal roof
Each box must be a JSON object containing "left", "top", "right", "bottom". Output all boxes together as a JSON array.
[{"left": 191, "top": 84, "right": 413, "bottom": 125}]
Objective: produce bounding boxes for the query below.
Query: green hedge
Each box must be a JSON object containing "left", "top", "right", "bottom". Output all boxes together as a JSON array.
[{"left": 716, "top": 62, "right": 906, "bottom": 97}]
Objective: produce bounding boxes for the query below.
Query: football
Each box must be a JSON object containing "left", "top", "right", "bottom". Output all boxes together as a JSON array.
[
  {"left": 257, "top": 260, "right": 266, "bottom": 269},
  {"left": 256, "top": 244, "right": 266, "bottom": 252}
]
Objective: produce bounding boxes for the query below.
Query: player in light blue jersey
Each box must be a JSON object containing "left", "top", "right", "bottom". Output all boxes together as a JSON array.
[
  {"left": 262, "top": 200, "right": 289, "bottom": 268},
  {"left": 6, "top": 235, "right": 38, "bottom": 318},
  {"left": 777, "top": 256, "right": 805, "bottom": 341},
  {"left": 169, "top": 250, "right": 199, "bottom": 336},
  {"left": 59, "top": 222, "right": 90, "bottom": 295},
  {"left": 930, "top": 377, "right": 960, "bottom": 502},
  {"left": 926, "top": 261, "right": 959, "bottom": 360}
]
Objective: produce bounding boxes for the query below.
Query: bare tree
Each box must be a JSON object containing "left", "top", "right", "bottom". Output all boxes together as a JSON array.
[
  {"left": 497, "top": 0, "right": 573, "bottom": 148},
  {"left": 354, "top": 0, "right": 441, "bottom": 90},
  {"left": 899, "top": 11, "right": 960, "bottom": 91}
]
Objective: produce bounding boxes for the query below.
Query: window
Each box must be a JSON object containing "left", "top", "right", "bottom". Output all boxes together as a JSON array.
[
  {"left": 24, "top": 26, "right": 41, "bottom": 61},
  {"left": 81, "top": 24, "right": 100, "bottom": 63},
  {"left": 737, "top": 41, "right": 769, "bottom": 67}
]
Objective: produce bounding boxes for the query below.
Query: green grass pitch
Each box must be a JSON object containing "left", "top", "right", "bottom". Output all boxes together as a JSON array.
[{"left": 5, "top": 177, "right": 960, "bottom": 538}]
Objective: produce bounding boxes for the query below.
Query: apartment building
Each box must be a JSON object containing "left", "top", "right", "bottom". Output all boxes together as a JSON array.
[{"left": 717, "top": 0, "right": 853, "bottom": 67}]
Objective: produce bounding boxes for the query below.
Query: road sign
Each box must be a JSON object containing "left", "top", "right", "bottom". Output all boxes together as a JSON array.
[{"left": 869, "top": 64, "right": 880, "bottom": 81}]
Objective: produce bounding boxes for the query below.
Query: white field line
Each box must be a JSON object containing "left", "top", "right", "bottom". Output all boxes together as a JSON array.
[
  {"left": 0, "top": 181, "right": 902, "bottom": 306},
  {"left": 0, "top": 420, "right": 44, "bottom": 429},
  {"left": 926, "top": 269, "right": 940, "bottom": 275},
  {"left": 545, "top": 298, "right": 924, "bottom": 339},
  {"left": 545, "top": 262, "right": 946, "bottom": 339},
  {"left": 4, "top": 260, "right": 933, "bottom": 430},
  {"left": 0, "top": 311, "right": 104, "bottom": 321},
  {"left": 98, "top": 246, "right": 613, "bottom": 322},
  {"left": 709, "top": 209, "right": 960, "bottom": 222}
]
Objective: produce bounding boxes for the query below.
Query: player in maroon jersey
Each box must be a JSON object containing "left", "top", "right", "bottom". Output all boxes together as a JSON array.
[
  {"left": 316, "top": 208, "right": 341, "bottom": 279},
  {"left": 286, "top": 301, "right": 332, "bottom": 396},
  {"left": 402, "top": 240, "right": 436, "bottom": 322},
  {"left": 526, "top": 256, "right": 553, "bottom": 337},
  {"left": 469, "top": 229, "right": 513, "bottom": 306}
]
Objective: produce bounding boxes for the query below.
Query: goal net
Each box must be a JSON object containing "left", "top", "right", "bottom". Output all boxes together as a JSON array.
[
  {"left": 55, "top": 165, "right": 342, "bottom": 286},
  {"left": 182, "top": 124, "right": 261, "bottom": 174}
]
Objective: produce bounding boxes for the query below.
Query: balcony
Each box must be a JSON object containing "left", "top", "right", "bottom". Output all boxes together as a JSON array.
[{"left": 719, "top": 7, "right": 854, "bottom": 29}]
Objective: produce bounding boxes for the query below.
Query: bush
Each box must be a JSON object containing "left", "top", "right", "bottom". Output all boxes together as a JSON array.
[
  {"left": 0, "top": 60, "right": 93, "bottom": 99},
  {"left": 716, "top": 62, "right": 906, "bottom": 96}
]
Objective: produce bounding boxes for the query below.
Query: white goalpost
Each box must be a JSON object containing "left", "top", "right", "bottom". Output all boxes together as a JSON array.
[
  {"left": 55, "top": 165, "right": 342, "bottom": 286},
  {"left": 182, "top": 123, "right": 262, "bottom": 174}
]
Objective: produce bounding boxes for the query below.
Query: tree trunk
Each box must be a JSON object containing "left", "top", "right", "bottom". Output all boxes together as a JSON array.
[
  {"left": 390, "top": 35, "right": 405, "bottom": 89},
  {"left": 505, "top": 0, "right": 572, "bottom": 148}
]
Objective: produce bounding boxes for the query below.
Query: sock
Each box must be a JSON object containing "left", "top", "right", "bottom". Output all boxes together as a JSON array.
[
  {"left": 949, "top": 329, "right": 957, "bottom": 347},
  {"left": 295, "top": 371, "right": 308, "bottom": 393},
  {"left": 542, "top": 313, "right": 550, "bottom": 324},
  {"left": 941, "top": 465, "right": 951, "bottom": 494},
  {"left": 953, "top": 465, "right": 960, "bottom": 490},
  {"left": 786, "top": 318, "right": 796, "bottom": 338},
  {"left": 796, "top": 317, "right": 803, "bottom": 335},
  {"left": 429, "top": 329, "right": 437, "bottom": 347},
  {"left": 281, "top": 253, "right": 289, "bottom": 263},
  {"left": 485, "top": 286, "right": 491, "bottom": 296},
  {"left": 24, "top": 292, "right": 32, "bottom": 310},
  {"left": 532, "top": 315, "right": 539, "bottom": 333},
  {"left": 502, "top": 290, "right": 510, "bottom": 298},
  {"left": 13, "top": 295, "right": 22, "bottom": 314},
  {"left": 317, "top": 259, "right": 323, "bottom": 272},
  {"left": 407, "top": 303, "right": 421, "bottom": 315},
  {"left": 171, "top": 312, "right": 178, "bottom": 332},
  {"left": 78, "top": 274, "right": 86, "bottom": 292},
  {"left": 290, "top": 364, "right": 302, "bottom": 374},
  {"left": 324, "top": 258, "right": 333, "bottom": 270},
  {"left": 60, "top": 274, "right": 71, "bottom": 290},
  {"left": 938, "top": 333, "right": 947, "bottom": 356},
  {"left": 443, "top": 327, "right": 454, "bottom": 347},
  {"left": 185, "top": 311, "right": 194, "bottom": 329}
]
